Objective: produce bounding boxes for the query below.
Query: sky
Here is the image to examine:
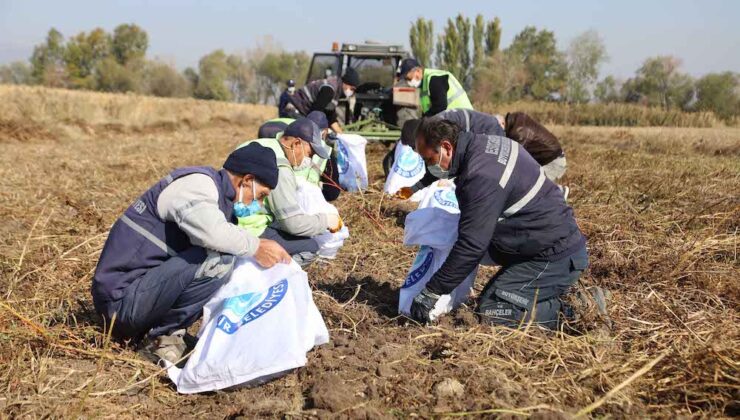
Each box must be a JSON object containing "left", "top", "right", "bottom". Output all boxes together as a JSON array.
[{"left": 1, "top": 0, "right": 738, "bottom": 79}]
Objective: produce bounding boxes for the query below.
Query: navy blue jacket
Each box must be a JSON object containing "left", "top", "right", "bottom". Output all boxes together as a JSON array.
[
  {"left": 92, "top": 167, "right": 235, "bottom": 303},
  {"left": 278, "top": 90, "right": 293, "bottom": 118},
  {"left": 425, "top": 132, "right": 586, "bottom": 295},
  {"left": 411, "top": 109, "right": 505, "bottom": 192}
]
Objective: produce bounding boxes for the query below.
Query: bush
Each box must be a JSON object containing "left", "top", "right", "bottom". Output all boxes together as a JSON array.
[{"left": 475, "top": 100, "right": 722, "bottom": 127}]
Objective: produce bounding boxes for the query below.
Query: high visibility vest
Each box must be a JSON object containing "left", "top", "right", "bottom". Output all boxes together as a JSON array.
[
  {"left": 267, "top": 117, "right": 297, "bottom": 125},
  {"left": 234, "top": 137, "right": 332, "bottom": 234},
  {"left": 419, "top": 69, "right": 473, "bottom": 114}
]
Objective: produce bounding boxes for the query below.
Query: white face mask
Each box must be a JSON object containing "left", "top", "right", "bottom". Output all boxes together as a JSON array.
[
  {"left": 343, "top": 88, "right": 354, "bottom": 97},
  {"left": 408, "top": 78, "right": 421, "bottom": 88},
  {"left": 288, "top": 87, "right": 295, "bottom": 94}
]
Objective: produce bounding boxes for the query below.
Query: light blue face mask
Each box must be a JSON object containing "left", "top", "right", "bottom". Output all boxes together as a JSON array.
[
  {"left": 233, "top": 180, "right": 263, "bottom": 218},
  {"left": 427, "top": 147, "right": 449, "bottom": 179}
]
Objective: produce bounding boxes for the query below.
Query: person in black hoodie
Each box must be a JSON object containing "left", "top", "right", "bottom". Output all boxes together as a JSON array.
[{"left": 409, "top": 119, "right": 590, "bottom": 329}]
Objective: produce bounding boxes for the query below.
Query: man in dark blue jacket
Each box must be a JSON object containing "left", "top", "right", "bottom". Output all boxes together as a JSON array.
[{"left": 409, "top": 119, "right": 589, "bottom": 329}]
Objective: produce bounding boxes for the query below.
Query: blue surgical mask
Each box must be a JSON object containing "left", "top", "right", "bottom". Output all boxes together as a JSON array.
[
  {"left": 427, "top": 148, "right": 449, "bottom": 179},
  {"left": 233, "top": 181, "right": 263, "bottom": 218}
]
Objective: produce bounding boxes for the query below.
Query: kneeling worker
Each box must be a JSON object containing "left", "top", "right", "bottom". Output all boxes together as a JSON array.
[
  {"left": 92, "top": 143, "right": 290, "bottom": 364},
  {"left": 410, "top": 119, "right": 589, "bottom": 329},
  {"left": 256, "top": 111, "right": 341, "bottom": 202},
  {"left": 239, "top": 118, "right": 343, "bottom": 265}
]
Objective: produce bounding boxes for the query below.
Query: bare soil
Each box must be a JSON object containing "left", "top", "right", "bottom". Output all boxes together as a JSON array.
[{"left": 0, "top": 118, "right": 738, "bottom": 418}]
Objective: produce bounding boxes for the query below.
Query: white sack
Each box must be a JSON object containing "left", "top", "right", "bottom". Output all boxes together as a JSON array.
[
  {"left": 294, "top": 180, "right": 349, "bottom": 259},
  {"left": 167, "top": 259, "right": 329, "bottom": 393},
  {"left": 335, "top": 134, "right": 368, "bottom": 192},
  {"left": 399, "top": 183, "right": 477, "bottom": 320},
  {"left": 383, "top": 141, "right": 426, "bottom": 202}
]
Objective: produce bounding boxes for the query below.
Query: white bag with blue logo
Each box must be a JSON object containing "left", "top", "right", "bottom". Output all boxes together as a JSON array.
[
  {"left": 167, "top": 259, "right": 329, "bottom": 394},
  {"left": 399, "top": 183, "right": 478, "bottom": 320},
  {"left": 294, "top": 180, "right": 349, "bottom": 259},
  {"left": 335, "top": 134, "right": 368, "bottom": 192},
  {"left": 383, "top": 141, "right": 427, "bottom": 202}
]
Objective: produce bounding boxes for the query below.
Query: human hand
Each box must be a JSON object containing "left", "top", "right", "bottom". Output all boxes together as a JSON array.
[
  {"left": 326, "top": 213, "right": 343, "bottom": 233},
  {"left": 395, "top": 187, "right": 414, "bottom": 200},
  {"left": 409, "top": 288, "right": 441, "bottom": 324},
  {"left": 253, "top": 239, "right": 291, "bottom": 268}
]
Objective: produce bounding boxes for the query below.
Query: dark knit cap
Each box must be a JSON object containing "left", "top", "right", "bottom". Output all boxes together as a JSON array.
[
  {"left": 223, "top": 142, "right": 279, "bottom": 189},
  {"left": 341, "top": 67, "right": 360, "bottom": 87}
]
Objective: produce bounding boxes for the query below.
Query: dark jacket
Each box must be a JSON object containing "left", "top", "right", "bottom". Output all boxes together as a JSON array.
[
  {"left": 278, "top": 90, "right": 293, "bottom": 118},
  {"left": 505, "top": 112, "right": 563, "bottom": 166},
  {"left": 411, "top": 109, "right": 505, "bottom": 192},
  {"left": 424, "top": 74, "right": 449, "bottom": 117},
  {"left": 425, "top": 132, "right": 586, "bottom": 295},
  {"left": 289, "top": 76, "right": 341, "bottom": 122},
  {"left": 92, "top": 167, "right": 235, "bottom": 303}
]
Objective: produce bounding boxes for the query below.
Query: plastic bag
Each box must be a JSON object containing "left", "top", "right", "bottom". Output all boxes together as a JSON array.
[
  {"left": 383, "top": 140, "right": 426, "bottom": 202},
  {"left": 399, "top": 183, "right": 477, "bottom": 320},
  {"left": 294, "top": 180, "right": 349, "bottom": 259},
  {"left": 335, "top": 134, "right": 368, "bottom": 192},
  {"left": 167, "top": 259, "right": 329, "bottom": 393}
]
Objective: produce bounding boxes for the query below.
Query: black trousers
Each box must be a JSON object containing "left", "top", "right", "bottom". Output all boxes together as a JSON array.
[{"left": 477, "top": 246, "right": 589, "bottom": 329}]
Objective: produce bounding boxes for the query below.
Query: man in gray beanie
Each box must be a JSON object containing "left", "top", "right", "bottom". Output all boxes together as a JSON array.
[{"left": 92, "top": 142, "right": 290, "bottom": 366}]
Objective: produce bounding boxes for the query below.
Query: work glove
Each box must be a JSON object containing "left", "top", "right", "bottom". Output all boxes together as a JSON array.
[
  {"left": 410, "top": 287, "right": 441, "bottom": 324},
  {"left": 394, "top": 186, "right": 414, "bottom": 200}
]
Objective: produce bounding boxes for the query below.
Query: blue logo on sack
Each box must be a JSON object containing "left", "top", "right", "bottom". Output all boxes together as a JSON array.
[
  {"left": 433, "top": 189, "right": 458, "bottom": 209},
  {"left": 216, "top": 279, "right": 288, "bottom": 334},
  {"left": 401, "top": 248, "right": 434, "bottom": 289},
  {"left": 393, "top": 148, "right": 424, "bottom": 178},
  {"left": 336, "top": 140, "right": 349, "bottom": 174}
]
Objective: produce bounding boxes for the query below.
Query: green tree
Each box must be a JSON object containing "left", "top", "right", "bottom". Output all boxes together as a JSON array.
[
  {"left": 64, "top": 28, "right": 112, "bottom": 89},
  {"left": 194, "top": 50, "right": 230, "bottom": 101},
  {"left": 694, "top": 72, "right": 739, "bottom": 121},
  {"left": 472, "top": 50, "right": 527, "bottom": 104},
  {"left": 143, "top": 61, "right": 191, "bottom": 97},
  {"left": 624, "top": 56, "right": 694, "bottom": 109},
  {"left": 455, "top": 14, "right": 472, "bottom": 86},
  {"left": 594, "top": 75, "right": 621, "bottom": 103},
  {"left": 507, "top": 26, "right": 567, "bottom": 100},
  {"left": 436, "top": 18, "right": 463, "bottom": 82},
  {"left": 565, "top": 30, "right": 608, "bottom": 103},
  {"left": 409, "top": 17, "right": 434, "bottom": 67},
  {"left": 485, "top": 17, "right": 502, "bottom": 55},
  {"left": 0, "top": 61, "right": 32, "bottom": 84},
  {"left": 30, "top": 28, "right": 66, "bottom": 86},
  {"left": 472, "top": 15, "right": 485, "bottom": 69},
  {"left": 95, "top": 57, "right": 139, "bottom": 92},
  {"left": 255, "top": 51, "right": 310, "bottom": 104},
  {"left": 112, "top": 24, "right": 148, "bottom": 65}
]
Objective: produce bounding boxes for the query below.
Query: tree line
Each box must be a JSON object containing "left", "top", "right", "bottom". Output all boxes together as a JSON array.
[
  {"left": 1, "top": 21, "right": 737, "bottom": 123},
  {"left": 410, "top": 15, "right": 739, "bottom": 122},
  {"left": 0, "top": 25, "right": 309, "bottom": 105}
]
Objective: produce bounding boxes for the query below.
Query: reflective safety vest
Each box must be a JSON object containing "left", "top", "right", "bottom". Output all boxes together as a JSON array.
[
  {"left": 419, "top": 68, "right": 473, "bottom": 114},
  {"left": 234, "top": 137, "right": 332, "bottom": 235}
]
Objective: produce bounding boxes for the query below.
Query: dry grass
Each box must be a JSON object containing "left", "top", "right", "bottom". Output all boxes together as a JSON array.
[
  {"left": 477, "top": 101, "right": 726, "bottom": 128},
  {"left": 0, "top": 88, "right": 738, "bottom": 418},
  {"left": 0, "top": 84, "right": 274, "bottom": 142}
]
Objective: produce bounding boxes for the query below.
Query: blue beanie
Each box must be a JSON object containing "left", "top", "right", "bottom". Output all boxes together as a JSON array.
[{"left": 223, "top": 142, "right": 279, "bottom": 189}]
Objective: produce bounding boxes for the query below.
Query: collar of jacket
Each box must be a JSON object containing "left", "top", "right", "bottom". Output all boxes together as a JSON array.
[
  {"left": 218, "top": 168, "right": 236, "bottom": 202},
  {"left": 448, "top": 131, "right": 474, "bottom": 177}
]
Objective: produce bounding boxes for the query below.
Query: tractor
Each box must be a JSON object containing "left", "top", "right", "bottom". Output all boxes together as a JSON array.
[{"left": 305, "top": 42, "right": 418, "bottom": 144}]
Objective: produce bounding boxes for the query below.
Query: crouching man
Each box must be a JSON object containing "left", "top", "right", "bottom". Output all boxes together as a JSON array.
[
  {"left": 92, "top": 143, "right": 290, "bottom": 364},
  {"left": 239, "top": 118, "right": 343, "bottom": 266},
  {"left": 410, "top": 119, "right": 590, "bottom": 329}
]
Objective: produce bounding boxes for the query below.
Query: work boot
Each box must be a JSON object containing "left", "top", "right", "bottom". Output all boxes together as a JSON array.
[
  {"left": 139, "top": 329, "right": 189, "bottom": 367},
  {"left": 561, "top": 286, "right": 612, "bottom": 333},
  {"left": 292, "top": 251, "right": 318, "bottom": 267}
]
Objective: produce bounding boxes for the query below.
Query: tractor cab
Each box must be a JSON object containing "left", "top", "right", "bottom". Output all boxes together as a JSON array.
[{"left": 306, "top": 42, "right": 412, "bottom": 142}]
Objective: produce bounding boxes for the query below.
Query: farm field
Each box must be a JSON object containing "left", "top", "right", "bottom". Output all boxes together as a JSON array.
[{"left": 0, "top": 87, "right": 738, "bottom": 418}]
